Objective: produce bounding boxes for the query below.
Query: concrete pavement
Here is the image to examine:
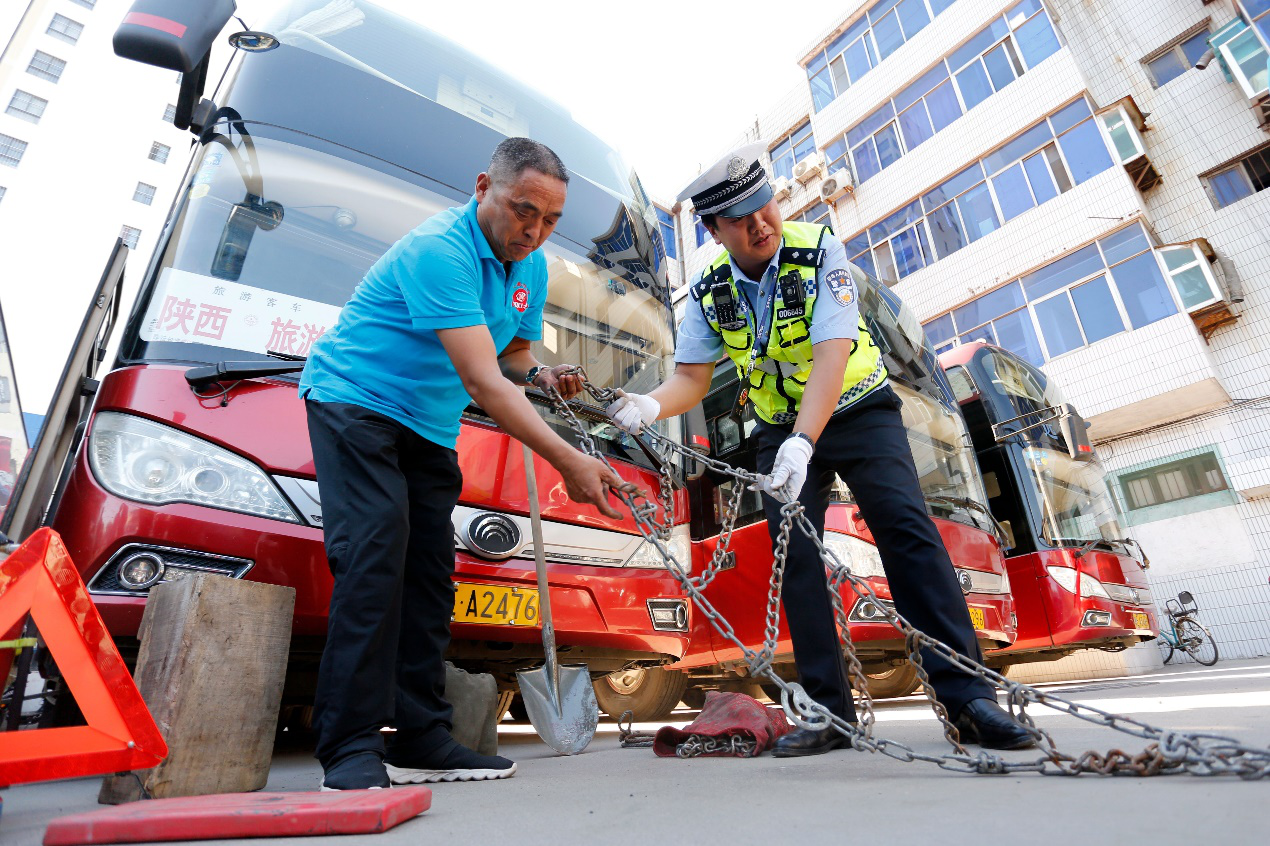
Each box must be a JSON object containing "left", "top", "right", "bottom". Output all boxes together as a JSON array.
[{"left": 3, "top": 659, "right": 1268, "bottom": 845}]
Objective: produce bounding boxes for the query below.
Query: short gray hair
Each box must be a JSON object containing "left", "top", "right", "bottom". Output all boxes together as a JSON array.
[{"left": 488, "top": 137, "right": 569, "bottom": 185}]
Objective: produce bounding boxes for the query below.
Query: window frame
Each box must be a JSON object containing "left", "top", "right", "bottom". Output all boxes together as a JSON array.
[
  {"left": 26, "top": 50, "right": 67, "bottom": 83},
  {"left": 1217, "top": 26, "right": 1270, "bottom": 99},
  {"left": 1119, "top": 450, "right": 1230, "bottom": 512},
  {"left": 1201, "top": 144, "right": 1270, "bottom": 209},
  {"left": 769, "top": 121, "right": 816, "bottom": 182},
  {"left": 133, "top": 182, "right": 158, "bottom": 205},
  {"left": 119, "top": 226, "right": 141, "bottom": 249},
  {"left": 148, "top": 141, "right": 171, "bottom": 164},
  {"left": 6, "top": 89, "right": 49, "bottom": 124},
  {"left": 46, "top": 13, "right": 85, "bottom": 45},
  {"left": 0, "top": 133, "right": 29, "bottom": 168},
  {"left": 1142, "top": 25, "right": 1213, "bottom": 88}
]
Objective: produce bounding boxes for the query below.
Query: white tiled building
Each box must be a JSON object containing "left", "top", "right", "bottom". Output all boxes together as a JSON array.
[{"left": 664, "top": 0, "right": 1270, "bottom": 672}]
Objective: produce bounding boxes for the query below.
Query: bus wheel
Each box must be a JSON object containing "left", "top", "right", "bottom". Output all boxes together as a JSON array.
[
  {"left": 593, "top": 667, "right": 687, "bottom": 722},
  {"left": 680, "top": 686, "right": 707, "bottom": 710},
  {"left": 859, "top": 664, "right": 920, "bottom": 699}
]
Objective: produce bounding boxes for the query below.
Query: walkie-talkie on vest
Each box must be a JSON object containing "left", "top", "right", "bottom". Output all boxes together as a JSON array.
[{"left": 711, "top": 280, "right": 740, "bottom": 327}]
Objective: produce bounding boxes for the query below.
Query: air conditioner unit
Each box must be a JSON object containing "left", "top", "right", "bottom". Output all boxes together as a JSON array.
[
  {"left": 819, "top": 168, "right": 854, "bottom": 202},
  {"left": 772, "top": 176, "right": 792, "bottom": 200},
  {"left": 792, "top": 154, "right": 823, "bottom": 184}
]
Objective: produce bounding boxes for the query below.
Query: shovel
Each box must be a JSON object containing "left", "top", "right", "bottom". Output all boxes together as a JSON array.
[{"left": 516, "top": 443, "right": 599, "bottom": 755}]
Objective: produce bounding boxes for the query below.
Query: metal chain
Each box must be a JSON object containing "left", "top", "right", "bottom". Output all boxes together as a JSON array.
[
  {"left": 676, "top": 734, "right": 759, "bottom": 758},
  {"left": 617, "top": 710, "right": 657, "bottom": 749},
  {"left": 548, "top": 371, "right": 1270, "bottom": 778}
]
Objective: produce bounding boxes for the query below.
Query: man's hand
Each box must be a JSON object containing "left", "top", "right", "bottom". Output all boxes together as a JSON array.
[
  {"left": 606, "top": 392, "right": 660, "bottom": 434},
  {"left": 533, "top": 364, "right": 585, "bottom": 400},
  {"left": 758, "top": 435, "right": 814, "bottom": 502},
  {"left": 555, "top": 452, "right": 628, "bottom": 520}
]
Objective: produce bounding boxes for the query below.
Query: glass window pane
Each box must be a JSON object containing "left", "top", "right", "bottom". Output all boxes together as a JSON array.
[
  {"left": 772, "top": 152, "right": 794, "bottom": 181},
  {"left": 831, "top": 56, "right": 851, "bottom": 95},
  {"left": 1244, "top": 150, "right": 1270, "bottom": 191},
  {"left": 924, "top": 313, "right": 955, "bottom": 346},
  {"left": 874, "top": 243, "right": 898, "bottom": 284},
  {"left": 845, "top": 37, "right": 873, "bottom": 82},
  {"left": 847, "top": 232, "right": 871, "bottom": 255},
  {"left": 984, "top": 122, "right": 1053, "bottom": 174},
  {"left": 1057, "top": 119, "right": 1114, "bottom": 184},
  {"left": 1246, "top": 0, "right": 1270, "bottom": 17},
  {"left": 1101, "top": 112, "right": 1139, "bottom": 162},
  {"left": 929, "top": 0, "right": 958, "bottom": 13},
  {"left": 874, "top": 11, "right": 906, "bottom": 59},
  {"left": 854, "top": 140, "right": 882, "bottom": 183},
  {"left": 1015, "top": 12, "right": 1061, "bottom": 67},
  {"left": 956, "top": 181, "right": 1001, "bottom": 242},
  {"left": 1111, "top": 252, "right": 1177, "bottom": 328},
  {"left": 896, "top": 64, "right": 950, "bottom": 112},
  {"left": 810, "top": 68, "right": 836, "bottom": 111},
  {"left": 950, "top": 18, "right": 1012, "bottom": 70},
  {"left": 875, "top": 123, "right": 904, "bottom": 168},
  {"left": 956, "top": 62, "right": 994, "bottom": 110},
  {"left": 925, "top": 80, "right": 963, "bottom": 132},
  {"left": 983, "top": 42, "right": 1019, "bottom": 91},
  {"left": 1208, "top": 167, "right": 1253, "bottom": 207},
  {"left": 1099, "top": 223, "right": 1150, "bottom": 265},
  {"left": 922, "top": 163, "right": 985, "bottom": 209},
  {"left": 892, "top": 226, "right": 928, "bottom": 278},
  {"left": 848, "top": 104, "right": 894, "bottom": 147},
  {"left": 1170, "top": 265, "right": 1216, "bottom": 308},
  {"left": 1044, "top": 143, "right": 1073, "bottom": 191},
  {"left": 1147, "top": 51, "right": 1187, "bottom": 87},
  {"left": 851, "top": 248, "right": 878, "bottom": 278},
  {"left": 870, "top": 200, "right": 924, "bottom": 243},
  {"left": 1070, "top": 275, "right": 1124, "bottom": 343},
  {"left": 793, "top": 133, "right": 816, "bottom": 161},
  {"left": 992, "top": 163, "right": 1035, "bottom": 221},
  {"left": 1180, "top": 31, "right": 1212, "bottom": 65},
  {"left": 1035, "top": 294, "right": 1085, "bottom": 357},
  {"left": 953, "top": 282, "right": 1025, "bottom": 329},
  {"left": 1050, "top": 98, "right": 1093, "bottom": 133},
  {"left": 993, "top": 309, "right": 1045, "bottom": 365},
  {"left": 898, "top": 103, "right": 934, "bottom": 150},
  {"left": 1021, "top": 244, "right": 1104, "bottom": 300},
  {"left": 895, "top": 0, "right": 931, "bottom": 39},
  {"left": 1022, "top": 151, "right": 1058, "bottom": 204},
  {"left": 927, "top": 202, "right": 967, "bottom": 259}
]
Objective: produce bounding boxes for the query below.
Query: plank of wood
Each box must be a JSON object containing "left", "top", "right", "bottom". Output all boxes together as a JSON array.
[{"left": 99, "top": 574, "right": 295, "bottom": 803}]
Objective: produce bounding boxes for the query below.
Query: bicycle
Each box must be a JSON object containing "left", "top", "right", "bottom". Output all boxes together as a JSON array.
[{"left": 1157, "top": 590, "right": 1219, "bottom": 666}]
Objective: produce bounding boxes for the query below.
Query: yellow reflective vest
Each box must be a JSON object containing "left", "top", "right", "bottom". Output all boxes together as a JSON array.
[{"left": 691, "top": 221, "right": 887, "bottom": 425}]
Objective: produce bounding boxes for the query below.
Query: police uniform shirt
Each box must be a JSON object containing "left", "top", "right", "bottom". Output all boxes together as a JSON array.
[
  {"left": 300, "top": 196, "right": 548, "bottom": 449},
  {"left": 675, "top": 233, "right": 859, "bottom": 365}
]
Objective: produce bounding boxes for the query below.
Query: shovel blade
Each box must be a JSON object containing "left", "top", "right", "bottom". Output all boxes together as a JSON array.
[{"left": 516, "top": 663, "right": 599, "bottom": 756}]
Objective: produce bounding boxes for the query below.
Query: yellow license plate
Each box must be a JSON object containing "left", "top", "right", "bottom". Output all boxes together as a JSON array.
[
  {"left": 968, "top": 606, "right": 986, "bottom": 629},
  {"left": 1132, "top": 612, "right": 1150, "bottom": 630},
  {"left": 452, "top": 583, "right": 539, "bottom": 627}
]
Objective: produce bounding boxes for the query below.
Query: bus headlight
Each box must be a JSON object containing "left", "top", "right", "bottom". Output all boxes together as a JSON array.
[
  {"left": 824, "top": 531, "right": 885, "bottom": 579},
  {"left": 626, "top": 525, "right": 692, "bottom": 574},
  {"left": 1046, "top": 565, "right": 1111, "bottom": 599},
  {"left": 89, "top": 411, "right": 300, "bottom": 523}
]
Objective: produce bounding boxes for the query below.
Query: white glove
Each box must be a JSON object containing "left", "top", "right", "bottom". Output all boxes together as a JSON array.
[
  {"left": 606, "top": 392, "right": 660, "bottom": 434},
  {"left": 760, "top": 435, "right": 814, "bottom": 502}
]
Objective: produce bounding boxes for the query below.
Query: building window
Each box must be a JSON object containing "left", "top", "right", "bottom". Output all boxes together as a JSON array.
[
  {"left": 133, "top": 182, "right": 157, "bottom": 205},
  {"left": 694, "top": 215, "right": 713, "bottom": 248},
  {"left": 0, "top": 134, "right": 29, "bottom": 168},
  {"left": 793, "top": 202, "right": 832, "bottom": 226},
  {"left": 922, "top": 222, "right": 1187, "bottom": 365},
  {"left": 770, "top": 122, "right": 816, "bottom": 181},
  {"left": 27, "top": 50, "right": 67, "bottom": 83},
  {"left": 1202, "top": 144, "right": 1270, "bottom": 209},
  {"left": 1237, "top": 1, "right": 1270, "bottom": 49},
  {"left": 1120, "top": 451, "right": 1229, "bottom": 511},
  {"left": 148, "top": 141, "right": 171, "bottom": 164},
  {"left": 163, "top": 104, "right": 177, "bottom": 123},
  {"left": 824, "top": 1, "right": 1061, "bottom": 185},
  {"left": 1144, "top": 27, "right": 1212, "bottom": 87},
  {"left": 47, "top": 13, "right": 85, "bottom": 45},
  {"left": 6, "top": 90, "right": 48, "bottom": 124},
  {"left": 655, "top": 208, "right": 677, "bottom": 261},
  {"left": 846, "top": 98, "right": 1112, "bottom": 286},
  {"left": 804, "top": 0, "right": 960, "bottom": 112},
  {"left": 69, "top": 0, "right": 97, "bottom": 9},
  {"left": 119, "top": 226, "right": 141, "bottom": 249}
]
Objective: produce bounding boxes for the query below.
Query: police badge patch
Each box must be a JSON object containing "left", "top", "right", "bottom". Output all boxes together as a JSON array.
[{"left": 823, "top": 267, "right": 856, "bottom": 307}]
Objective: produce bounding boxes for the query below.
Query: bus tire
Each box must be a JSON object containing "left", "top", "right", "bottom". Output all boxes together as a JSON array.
[
  {"left": 859, "top": 664, "right": 920, "bottom": 699},
  {"left": 593, "top": 667, "right": 687, "bottom": 722}
]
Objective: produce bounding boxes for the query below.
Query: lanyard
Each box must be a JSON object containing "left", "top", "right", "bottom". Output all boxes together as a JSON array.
[{"left": 734, "top": 266, "right": 779, "bottom": 414}]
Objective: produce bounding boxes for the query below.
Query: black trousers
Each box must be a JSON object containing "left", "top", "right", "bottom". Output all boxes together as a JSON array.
[
  {"left": 306, "top": 400, "right": 463, "bottom": 769},
  {"left": 755, "top": 385, "right": 993, "bottom": 722}
]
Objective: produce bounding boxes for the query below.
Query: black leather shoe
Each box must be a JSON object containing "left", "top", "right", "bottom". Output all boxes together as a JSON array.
[
  {"left": 954, "top": 698, "right": 1036, "bottom": 750},
  {"left": 772, "top": 725, "right": 849, "bottom": 758}
]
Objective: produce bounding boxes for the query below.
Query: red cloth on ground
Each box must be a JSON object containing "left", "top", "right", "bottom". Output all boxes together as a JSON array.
[{"left": 653, "top": 691, "right": 793, "bottom": 758}]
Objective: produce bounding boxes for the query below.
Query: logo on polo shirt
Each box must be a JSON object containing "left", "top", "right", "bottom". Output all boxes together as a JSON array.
[{"left": 512, "top": 284, "right": 529, "bottom": 313}]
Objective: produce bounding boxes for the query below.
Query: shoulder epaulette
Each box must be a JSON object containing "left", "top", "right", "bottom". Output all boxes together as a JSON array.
[{"left": 779, "top": 246, "right": 825, "bottom": 268}]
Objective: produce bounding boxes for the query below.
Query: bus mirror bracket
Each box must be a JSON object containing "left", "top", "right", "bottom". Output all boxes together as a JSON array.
[{"left": 990, "top": 404, "right": 1095, "bottom": 463}]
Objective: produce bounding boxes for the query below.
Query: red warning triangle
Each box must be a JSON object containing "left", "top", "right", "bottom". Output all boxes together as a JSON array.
[{"left": 0, "top": 528, "right": 166, "bottom": 787}]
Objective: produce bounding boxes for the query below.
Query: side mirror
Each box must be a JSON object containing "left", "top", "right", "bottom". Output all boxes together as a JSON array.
[
  {"left": 113, "top": 0, "right": 237, "bottom": 73},
  {"left": 1059, "top": 404, "right": 1095, "bottom": 462}
]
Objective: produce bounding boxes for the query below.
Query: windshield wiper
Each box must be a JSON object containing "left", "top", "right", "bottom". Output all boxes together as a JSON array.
[
  {"left": 185, "top": 357, "right": 305, "bottom": 391},
  {"left": 924, "top": 494, "right": 1010, "bottom": 546}
]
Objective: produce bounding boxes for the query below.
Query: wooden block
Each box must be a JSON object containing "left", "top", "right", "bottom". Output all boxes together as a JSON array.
[{"left": 99, "top": 574, "right": 295, "bottom": 803}]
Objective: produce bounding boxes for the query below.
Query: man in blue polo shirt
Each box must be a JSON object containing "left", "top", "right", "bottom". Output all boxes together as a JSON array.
[{"left": 301, "top": 138, "right": 623, "bottom": 790}]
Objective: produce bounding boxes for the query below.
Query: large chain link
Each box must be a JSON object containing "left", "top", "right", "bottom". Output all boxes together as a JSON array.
[{"left": 549, "top": 370, "right": 1270, "bottom": 778}]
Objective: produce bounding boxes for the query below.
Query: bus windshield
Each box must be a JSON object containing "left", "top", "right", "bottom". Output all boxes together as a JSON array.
[{"left": 122, "top": 131, "right": 676, "bottom": 462}]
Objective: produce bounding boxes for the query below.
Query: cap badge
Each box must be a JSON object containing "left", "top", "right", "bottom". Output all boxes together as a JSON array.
[{"left": 726, "top": 156, "right": 749, "bottom": 181}]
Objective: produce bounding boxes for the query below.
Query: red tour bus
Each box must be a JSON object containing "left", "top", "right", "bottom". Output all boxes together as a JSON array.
[
  {"left": 938, "top": 342, "right": 1157, "bottom": 670},
  {"left": 594, "top": 270, "right": 1017, "bottom": 719},
  {"left": 5, "top": 0, "right": 693, "bottom": 718}
]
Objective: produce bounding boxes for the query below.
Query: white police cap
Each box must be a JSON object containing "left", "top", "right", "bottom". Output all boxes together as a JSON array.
[{"left": 676, "top": 141, "right": 773, "bottom": 218}]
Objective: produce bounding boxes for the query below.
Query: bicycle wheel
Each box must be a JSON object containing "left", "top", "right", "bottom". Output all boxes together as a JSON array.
[
  {"left": 1178, "top": 618, "right": 1219, "bottom": 666},
  {"left": 1157, "top": 630, "right": 1175, "bottom": 664}
]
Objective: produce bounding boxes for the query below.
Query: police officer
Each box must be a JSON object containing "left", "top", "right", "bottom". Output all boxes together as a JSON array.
[
  {"left": 301, "top": 138, "right": 624, "bottom": 789},
  {"left": 608, "top": 143, "right": 1033, "bottom": 756}
]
